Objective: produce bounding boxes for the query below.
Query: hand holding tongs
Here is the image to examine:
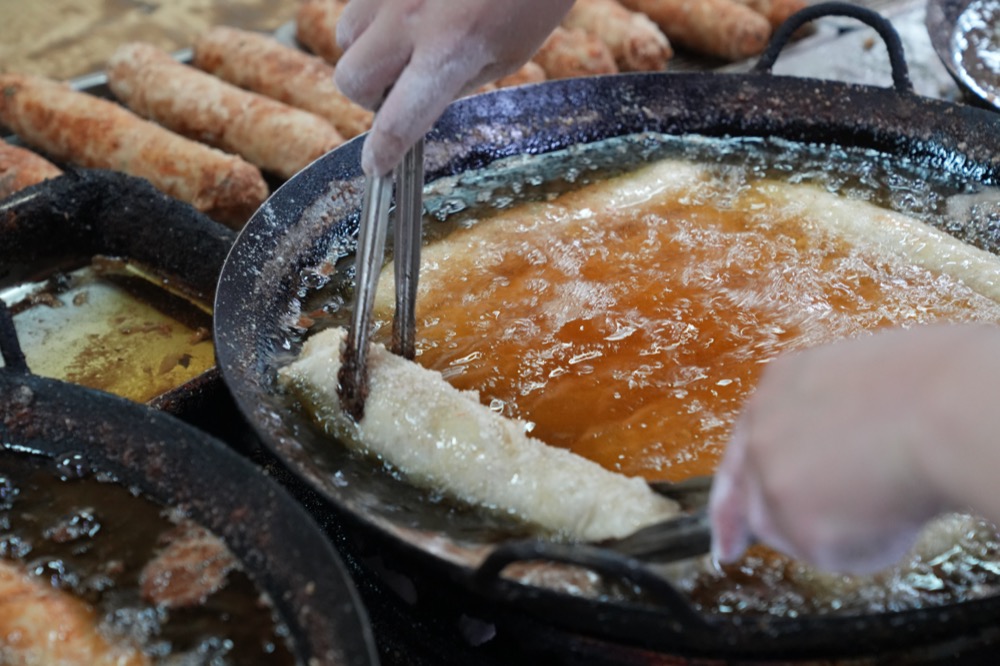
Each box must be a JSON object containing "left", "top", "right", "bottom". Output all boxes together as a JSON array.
[{"left": 338, "top": 138, "right": 424, "bottom": 420}]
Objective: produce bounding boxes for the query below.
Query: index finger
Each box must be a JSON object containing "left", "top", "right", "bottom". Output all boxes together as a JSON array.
[
  {"left": 361, "top": 46, "right": 489, "bottom": 176},
  {"left": 336, "top": 0, "right": 379, "bottom": 51}
]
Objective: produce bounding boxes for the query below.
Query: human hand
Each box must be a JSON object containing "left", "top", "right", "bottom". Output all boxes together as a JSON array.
[
  {"left": 334, "top": 0, "right": 573, "bottom": 176},
  {"left": 708, "top": 324, "right": 1000, "bottom": 575}
]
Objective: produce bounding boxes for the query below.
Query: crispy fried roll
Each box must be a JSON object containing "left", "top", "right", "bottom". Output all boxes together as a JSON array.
[
  {"left": 194, "top": 26, "right": 372, "bottom": 139},
  {"left": 474, "top": 62, "right": 547, "bottom": 95},
  {"left": 0, "top": 73, "right": 266, "bottom": 227},
  {"left": 563, "top": 0, "right": 673, "bottom": 72},
  {"left": 295, "top": 0, "right": 347, "bottom": 64},
  {"left": 618, "top": 0, "right": 772, "bottom": 61},
  {"left": 0, "top": 142, "right": 62, "bottom": 199},
  {"left": 107, "top": 42, "right": 344, "bottom": 180},
  {"left": 494, "top": 60, "right": 548, "bottom": 88},
  {"left": 532, "top": 26, "right": 619, "bottom": 80},
  {"left": 279, "top": 327, "right": 679, "bottom": 542}
]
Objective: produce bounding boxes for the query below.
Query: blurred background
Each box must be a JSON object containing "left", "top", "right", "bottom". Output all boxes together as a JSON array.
[{"left": 0, "top": 0, "right": 298, "bottom": 79}]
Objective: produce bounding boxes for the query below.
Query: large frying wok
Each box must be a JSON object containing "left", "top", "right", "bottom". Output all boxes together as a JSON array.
[
  {"left": 0, "top": 303, "right": 379, "bottom": 666},
  {"left": 215, "top": 5, "right": 1000, "bottom": 660}
]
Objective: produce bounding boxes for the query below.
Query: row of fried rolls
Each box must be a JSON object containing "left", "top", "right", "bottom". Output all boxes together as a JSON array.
[{"left": 1, "top": 0, "right": 806, "bottom": 225}]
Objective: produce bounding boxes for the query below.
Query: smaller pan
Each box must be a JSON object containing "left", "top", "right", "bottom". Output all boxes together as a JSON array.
[
  {"left": 0, "top": 168, "right": 235, "bottom": 422},
  {"left": 0, "top": 301, "right": 379, "bottom": 666},
  {"left": 926, "top": 0, "right": 1000, "bottom": 110}
]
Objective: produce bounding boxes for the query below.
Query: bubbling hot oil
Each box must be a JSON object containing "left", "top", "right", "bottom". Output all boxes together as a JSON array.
[
  {"left": 367, "top": 139, "right": 1000, "bottom": 482},
  {"left": 295, "top": 133, "right": 1000, "bottom": 614}
]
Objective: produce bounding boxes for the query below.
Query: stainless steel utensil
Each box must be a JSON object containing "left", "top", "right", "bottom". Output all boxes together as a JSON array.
[{"left": 338, "top": 138, "right": 424, "bottom": 420}]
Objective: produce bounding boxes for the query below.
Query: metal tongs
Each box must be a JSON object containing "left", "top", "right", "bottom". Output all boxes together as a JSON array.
[{"left": 338, "top": 139, "right": 424, "bottom": 420}]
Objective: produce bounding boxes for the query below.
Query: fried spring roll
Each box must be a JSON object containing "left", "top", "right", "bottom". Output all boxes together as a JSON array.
[
  {"left": 295, "top": 0, "right": 347, "bottom": 64},
  {"left": 732, "top": 0, "right": 809, "bottom": 29},
  {"left": 107, "top": 42, "right": 344, "bottom": 181},
  {"left": 279, "top": 327, "right": 679, "bottom": 542},
  {"left": 618, "top": 0, "right": 772, "bottom": 61},
  {"left": 0, "top": 142, "right": 62, "bottom": 199},
  {"left": 194, "top": 26, "right": 372, "bottom": 139},
  {"left": 494, "top": 61, "right": 548, "bottom": 88},
  {"left": 563, "top": 0, "right": 673, "bottom": 72},
  {"left": 475, "top": 61, "right": 548, "bottom": 95},
  {"left": 0, "top": 74, "right": 267, "bottom": 226},
  {"left": 532, "top": 27, "right": 619, "bottom": 80}
]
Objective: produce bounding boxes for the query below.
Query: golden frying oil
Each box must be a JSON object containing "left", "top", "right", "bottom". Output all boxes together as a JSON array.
[
  {"left": 371, "top": 154, "right": 1000, "bottom": 482},
  {"left": 3, "top": 259, "right": 214, "bottom": 403}
]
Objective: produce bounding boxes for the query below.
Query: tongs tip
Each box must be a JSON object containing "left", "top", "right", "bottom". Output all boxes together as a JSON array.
[
  {"left": 337, "top": 347, "right": 369, "bottom": 421},
  {"left": 337, "top": 139, "right": 424, "bottom": 420}
]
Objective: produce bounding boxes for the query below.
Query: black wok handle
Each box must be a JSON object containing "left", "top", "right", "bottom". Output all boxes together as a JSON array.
[
  {"left": 473, "top": 539, "right": 711, "bottom": 632},
  {"left": 753, "top": 1, "right": 914, "bottom": 94},
  {"left": 0, "top": 301, "right": 28, "bottom": 374}
]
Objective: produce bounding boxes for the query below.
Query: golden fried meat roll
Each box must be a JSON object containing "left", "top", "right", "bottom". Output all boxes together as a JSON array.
[
  {"left": 0, "top": 560, "right": 150, "bottom": 666},
  {"left": 732, "top": 0, "right": 809, "bottom": 29},
  {"left": 494, "top": 61, "right": 548, "bottom": 88},
  {"left": 618, "top": 0, "right": 772, "bottom": 61},
  {"left": 107, "top": 42, "right": 344, "bottom": 181},
  {"left": 532, "top": 27, "right": 619, "bottom": 80},
  {"left": 563, "top": 0, "right": 673, "bottom": 72},
  {"left": 0, "top": 142, "right": 62, "bottom": 199},
  {"left": 295, "top": 0, "right": 347, "bottom": 64},
  {"left": 194, "top": 26, "right": 372, "bottom": 139},
  {"left": 0, "top": 73, "right": 267, "bottom": 227},
  {"left": 473, "top": 62, "right": 547, "bottom": 96}
]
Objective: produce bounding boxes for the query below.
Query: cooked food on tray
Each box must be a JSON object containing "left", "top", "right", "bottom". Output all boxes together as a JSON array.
[
  {"left": 295, "top": 0, "right": 348, "bottom": 65},
  {"left": 732, "top": 0, "right": 810, "bottom": 30},
  {"left": 476, "top": 61, "right": 549, "bottom": 94},
  {"left": 0, "top": 73, "right": 266, "bottom": 227},
  {"left": 0, "top": 142, "right": 62, "bottom": 199},
  {"left": 193, "top": 26, "right": 373, "bottom": 140},
  {"left": 533, "top": 26, "right": 620, "bottom": 80},
  {"left": 619, "top": 0, "right": 774, "bottom": 61},
  {"left": 0, "top": 451, "right": 297, "bottom": 665},
  {"left": 294, "top": 0, "right": 800, "bottom": 66},
  {"left": 0, "top": 0, "right": 296, "bottom": 81},
  {"left": 562, "top": 0, "right": 674, "bottom": 72},
  {"left": 107, "top": 42, "right": 344, "bottom": 181}
]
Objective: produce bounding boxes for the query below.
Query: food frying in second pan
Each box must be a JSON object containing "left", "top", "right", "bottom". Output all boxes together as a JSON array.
[{"left": 0, "top": 452, "right": 299, "bottom": 665}]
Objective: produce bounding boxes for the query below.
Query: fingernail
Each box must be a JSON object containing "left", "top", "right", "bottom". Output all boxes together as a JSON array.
[
  {"left": 709, "top": 473, "right": 752, "bottom": 563},
  {"left": 360, "top": 143, "right": 377, "bottom": 177}
]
